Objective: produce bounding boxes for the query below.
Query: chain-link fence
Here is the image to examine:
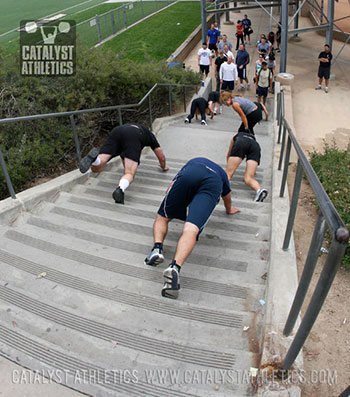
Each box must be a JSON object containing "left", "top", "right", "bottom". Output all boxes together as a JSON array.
[{"left": 75, "top": 0, "right": 175, "bottom": 47}]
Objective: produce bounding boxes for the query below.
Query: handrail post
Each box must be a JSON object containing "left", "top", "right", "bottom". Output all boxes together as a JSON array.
[
  {"left": 96, "top": 16, "right": 102, "bottom": 43},
  {"left": 277, "top": 92, "right": 284, "bottom": 143},
  {"left": 118, "top": 108, "right": 123, "bottom": 125},
  {"left": 183, "top": 86, "right": 186, "bottom": 112},
  {"left": 282, "top": 228, "right": 349, "bottom": 370},
  {"left": 123, "top": 5, "right": 127, "bottom": 28},
  {"left": 168, "top": 85, "right": 172, "bottom": 116},
  {"left": 148, "top": 94, "right": 153, "bottom": 130},
  {"left": 140, "top": 0, "right": 144, "bottom": 17},
  {"left": 279, "top": 134, "right": 291, "bottom": 197},
  {"left": 0, "top": 149, "right": 16, "bottom": 199},
  {"left": 111, "top": 10, "right": 116, "bottom": 34},
  {"left": 278, "top": 123, "right": 287, "bottom": 170},
  {"left": 283, "top": 213, "right": 327, "bottom": 335},
  {"left": 283, "top": 159, "right": 303, "bottom": 250},
  {"left": 70, "top": 115, "right": 82, "bottom": 162}
]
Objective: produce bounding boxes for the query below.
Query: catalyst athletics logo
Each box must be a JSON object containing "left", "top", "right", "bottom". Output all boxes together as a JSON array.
[{"left": 20, "top": 20, "right": 76, "bottom": 76}]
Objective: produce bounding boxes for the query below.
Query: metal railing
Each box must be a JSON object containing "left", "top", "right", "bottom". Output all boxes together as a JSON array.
[
  {"left": 276, "top": 89, "right": 349, "bottom": 371},
  {"left": 0, "top": 82, "right": 197, "bottom": 200}
]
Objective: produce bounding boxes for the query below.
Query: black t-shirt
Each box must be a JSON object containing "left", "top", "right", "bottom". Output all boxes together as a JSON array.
[
  {"left": 125, "top": 123, "right": 160, "bottom": 150},
  {"left": 208, "top": 91, "right": 220, "bottom": 103},
  {"left": 318, "top": 51, "right": 332, "bottom": 68},
  {"left": 215, "top": 56, "right": 227, "bottom": 74}
]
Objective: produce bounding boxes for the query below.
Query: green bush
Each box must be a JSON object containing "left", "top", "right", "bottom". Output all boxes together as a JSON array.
[
  {"left": 309, "top": 141, "right": 350, "bottom": 268},
  {"left": 0, "top": 43, "right": 200, "bottom": 199}
]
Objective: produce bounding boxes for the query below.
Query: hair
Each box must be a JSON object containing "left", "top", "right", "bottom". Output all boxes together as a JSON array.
[
  {"left": 325, "top": 44, "right": 330, "bottom": 48},
  {"left": 237, "top": 20, "right": 241, "bottom": 23},
  {"left": 202, "top": 42, "right": 207, "bottom": 46},
  {"left": 220, "top": 91, "right": 233, "bottom": 104},
  {"left": 223, "top": 34, "right": 227, "bottom": 38},
  {"left": 262, "top": 61, "right": 267, "bottom": 66},
  {"left": 269, "top": 54, "right": 275, "bottom": 61}
]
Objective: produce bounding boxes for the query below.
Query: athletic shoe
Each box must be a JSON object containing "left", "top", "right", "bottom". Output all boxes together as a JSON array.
[
  {"left": 247, "top": 83, "right": 251, "bottom": 90},
  {"left": 112, "top": 187, "right": 124, "bottom": 204},
  {"left": 325, "top": 87, "right": 329, "bottom": 93},
  {"left": 219, "top": 105, "right": 223, "bottom": 114},
  {"left": 162, "top": 264, "right": 180, "bottom": 299},
  {"left": 255, "top": 188, "right": 268, "bottom": 202},
  {"left": 315, "top": 85, "right": 322, "bottom": 90},
  {"left": 201, "top": 120, "right": 207, "bottom": 126},
  {"left": 79, "top": 148, "right": 99, "bottom": 173},
  {"left": 144, "top": 247, "right": 164, "bottom": 266},
  {"left": 184, "top": 118, "right": 190, "bottom": 124},
  {"left": 213, "top": 111, "right": 217, "bottom": 115},
  {"left": 238, "top": 86, "right": 244, "bottom": 92}
]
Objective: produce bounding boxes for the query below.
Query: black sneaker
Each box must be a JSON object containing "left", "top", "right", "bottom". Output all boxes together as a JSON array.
[
  {"left": 112, "top": 187, "right": 124, "bottom": 204},
  {"left": 144, "top": 247, "right": 164, "bottom": 266},
  {"left": 161, "top": 264, "right": 180, "bottom": 299},
  {"left": 79, "top": 148, "right": 99, "bottom": 173}
]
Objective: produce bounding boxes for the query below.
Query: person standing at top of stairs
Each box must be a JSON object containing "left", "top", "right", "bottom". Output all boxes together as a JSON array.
[{"left": 79, "top": 123, "right": 169, "bottom": 204}]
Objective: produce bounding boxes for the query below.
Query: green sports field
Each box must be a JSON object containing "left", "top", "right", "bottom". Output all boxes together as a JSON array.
[{"left": 0, "top": 0, "right": 122, "bottom": 38}]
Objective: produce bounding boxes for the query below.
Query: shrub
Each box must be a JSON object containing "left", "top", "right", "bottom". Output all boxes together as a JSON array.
[
  {"left": 0, "top": 43, "right": 200, "bottom": 199},
  {"left": 309, "top": 141, "right": 350, "bottom": 268}
]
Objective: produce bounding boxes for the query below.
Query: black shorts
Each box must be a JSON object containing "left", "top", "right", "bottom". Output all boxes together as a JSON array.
[
  {"left": 209, "top": 43, "right": 217, "bottom": 51},
  {"left": 238, "top": 103, "right": 262, "bottom": 133},
  {"left": 99, "top": 125, "right": 143, "bottom": 164},
  {"left": 244, "top": 27, "right": 251, "bottom": 36},
  {"left": 200, "top": 64, "right": 210, "bottom": 75},
  {"left": 221, "top": 80, "right": 235, "bottom": 91},
  {"left": 158, "top": 163, "right": 222, "bottom": 236},
  {"left": 237, "top": 66, "right": 247, "bottom": 79},
  {"left": 230, "top": 134, "right": 261, "bottom": 164},
  {"left": 318, "top": 66, "right": 330, "bottom": 80},
  {"left": 257, "top": 86, "right": 269, "bottom": 97}
]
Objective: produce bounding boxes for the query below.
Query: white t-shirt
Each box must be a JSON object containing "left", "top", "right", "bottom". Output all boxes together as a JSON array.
[
  {"left": 198, "top": 48, "right": 211, "bottom": 66},
  {"left": 219, "top": 62, "right": 238, "bottom": 81},
  {"left": 223, "top": 50, "right": 235, "bottom": 62}
]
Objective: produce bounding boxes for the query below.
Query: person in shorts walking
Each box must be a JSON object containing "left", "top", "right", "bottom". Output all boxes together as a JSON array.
[
  {"left": 315, "top": 44, "right": 332, "bottom": 93},
  {"left": 207, "top": 24, "right": 220, "bottom": 56},
  {"left": 242, "top": 14, "right": 252, "bottom": 45},
  {"left": 236, "top": 43, "right": 250, "bottom": 91},
  {"left": 256, "top": 61, "right": 273, "bottom": 105},
  {"left": 144, "top": 157, "right": 240, "bottom": 299},
  {"left": 215, "top": 50, "right": 227, "bottom": 91},
  {"left": 79, "top": 123, "right": 169, "bottom": 204},
  {"left": 226, "top": 130, "right": 268, "bottom": 202},
  {"left": 198, "top": 42, "right": 212, "bottom": 77},
  {"left": 220, "top": 56, "right": 238, "bottom": 92}
]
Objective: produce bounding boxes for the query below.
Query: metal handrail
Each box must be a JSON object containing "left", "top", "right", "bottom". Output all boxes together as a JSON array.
[
  {"left": 0, "top": 82, "right": 198, "bottom": 199},
  {"left": 276, "top": 89, "right": 349, "bottom": 371}
]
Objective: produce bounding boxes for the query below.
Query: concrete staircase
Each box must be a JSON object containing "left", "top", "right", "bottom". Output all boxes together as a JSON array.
[{"left": 0, "top": 99, "right": 274, "bottom": 396}]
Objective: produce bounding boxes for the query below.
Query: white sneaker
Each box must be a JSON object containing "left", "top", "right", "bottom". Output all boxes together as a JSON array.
[
  {"left": 219, "top": 105, "right": 223, "bottom": 114},
  {"left": 255, "top": 188, "right": 268, "bottom": 202},
  {"left": 315, "top": 85, "right": 322, "bottom": 90},
  {"left": 247, "top": 83, "right": 251, "bottom": 90},
  {"left": 184, "top": 118, "right": 190, "bottom": 124},
  {"left": 201, "top": 120, "right": 207, "bottom": 126},
  {"left": 325, "top": 87, "right": 329, "bottom": 93}
]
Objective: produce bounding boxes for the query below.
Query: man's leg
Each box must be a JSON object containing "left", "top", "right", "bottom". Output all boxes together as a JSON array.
[
  {"left": 113, "top": 157, "right": 138, "bottom": 204},
  {"left": 244, "top": 159, "right": 260, "bottom": 192},
  {"left": 226, "top": 156, "right": 243, "bottom": 179},
  {"left": 90, "top": 154, "right": 111, "bottom": 173},
  {"left": 173, "top": 222, "right": 199, "bottom": 267},
  {"left": 145, "top": 215, "right": 172, "bottom": 266},
  {"left": 263, "top": 94, "right": 267, "bottom": 105}
]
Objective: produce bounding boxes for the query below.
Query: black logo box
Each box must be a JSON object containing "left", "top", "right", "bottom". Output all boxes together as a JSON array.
[{"left": 20, "top": 20, "right": 76, "bottom": 76}]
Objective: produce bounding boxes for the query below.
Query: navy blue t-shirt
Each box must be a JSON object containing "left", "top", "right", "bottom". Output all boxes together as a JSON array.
[
  {"left": 207, "top": 29, "right": 220, "bottom": 45},
  {"left": 180, "top": 157, "right": 231, "bottom": 197}
]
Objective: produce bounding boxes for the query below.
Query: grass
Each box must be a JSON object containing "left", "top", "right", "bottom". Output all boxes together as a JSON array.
[
  {"left": 309, "top": 141, "right": 350, "bottom": 268},
  {"left": 68, "top": 2, "right": 126, "bottom": 25},
  {"left": 103, "top": 1, "right": 201, "bottom": 62}
]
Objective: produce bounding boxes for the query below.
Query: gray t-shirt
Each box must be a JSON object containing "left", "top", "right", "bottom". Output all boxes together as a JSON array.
[{"left": 232, "top": 97, "right": 256, "bottom": 115}]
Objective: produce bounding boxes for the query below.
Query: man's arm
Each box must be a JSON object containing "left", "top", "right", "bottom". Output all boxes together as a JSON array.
[
  {"left": 222, "top": 193, "right": 240, "bottom": 215},
  {"left": 232, "top": 102, "right": 248, "bottom": 129},
  {"left": 153, "top": 147, "right": 169, "bottom": 171},
  {"left": 198, "top": 54, "right": 201, "bottom": 66}
]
